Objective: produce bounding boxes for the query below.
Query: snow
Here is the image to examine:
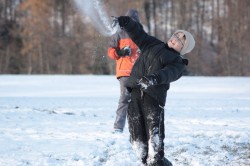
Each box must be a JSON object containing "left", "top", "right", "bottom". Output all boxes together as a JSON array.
[{"left": 0, "top": 75, "right": 249, "bottom": 166}]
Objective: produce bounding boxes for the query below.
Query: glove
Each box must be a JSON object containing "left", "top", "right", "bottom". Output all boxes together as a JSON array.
[
  {"left": 137, "top": 75, "right": 159, "bottom": 90},
  {"left": 117, "top": 16, "right": 130, "bottom": 27},
  {"left": 116, "top": 46, "right": 131, "bottom": 57}
]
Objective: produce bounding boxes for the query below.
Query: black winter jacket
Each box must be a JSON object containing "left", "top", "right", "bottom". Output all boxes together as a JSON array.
[{"left": 122, "top": 18, "right": 188, "bottom": 106}]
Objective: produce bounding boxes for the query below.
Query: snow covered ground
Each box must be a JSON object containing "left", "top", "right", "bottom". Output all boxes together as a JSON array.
[{"left": 0, "top": 75, "right": 249, "bottom": 166}]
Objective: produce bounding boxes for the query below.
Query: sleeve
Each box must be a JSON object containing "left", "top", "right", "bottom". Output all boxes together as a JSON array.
[
  {"left": 107, "top": 33, "right": 120, "bottom": 60},
  {"left": 155, "top": 55, "right": 186, "bottom": 84},
  {"left": 122, "top": 17, "right": 159, "bottom": 52}
]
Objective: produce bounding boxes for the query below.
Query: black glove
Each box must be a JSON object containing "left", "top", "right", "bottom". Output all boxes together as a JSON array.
[
  {"left": 118, "top": 16, "right": 130, "bottom": 27},
  {"left": 137, "top": 75, "right": 159, "bottom": 90},
  {"left": 116, "top": 46, "right": 131, "bottom": 57}
]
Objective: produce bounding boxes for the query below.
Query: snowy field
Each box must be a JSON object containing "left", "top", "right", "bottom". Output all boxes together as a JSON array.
[{"left": 0, "top": 75, "right": 249, "bottom": 166}]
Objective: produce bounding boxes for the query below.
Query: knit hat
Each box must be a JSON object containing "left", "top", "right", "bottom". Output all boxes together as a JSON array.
[{"left": 173, "top": 30, "right": 195, "bottom": 55}]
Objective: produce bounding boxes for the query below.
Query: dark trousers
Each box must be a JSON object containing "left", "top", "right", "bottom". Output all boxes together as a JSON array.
[{"left": 127, "top": 89, "right": 165, "bottom": 165}]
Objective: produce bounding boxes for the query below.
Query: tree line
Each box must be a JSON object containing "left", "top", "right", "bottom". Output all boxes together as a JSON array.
[{"left": 0, "top": 0, "right": 249, "bottom": 76}]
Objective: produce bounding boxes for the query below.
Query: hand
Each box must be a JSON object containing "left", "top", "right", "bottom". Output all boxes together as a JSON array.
[
  {"left": 137, "top": 75, "right": 158, "bottom": 90},
  {"left": 117, "top": 16, "right": 130, "bottom": 27},
  {"left": 116, "top": 46, "right": 131, "bottom": 57}
]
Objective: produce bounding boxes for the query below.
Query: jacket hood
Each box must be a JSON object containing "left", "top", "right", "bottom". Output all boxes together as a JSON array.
[{"left": 125, "top": 9, "right": 140, "bottom": 22}]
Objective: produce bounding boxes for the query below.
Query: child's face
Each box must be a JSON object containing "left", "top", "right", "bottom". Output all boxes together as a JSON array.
[{"left": 167, "top": 32, "right": 185, "bottom": 53}]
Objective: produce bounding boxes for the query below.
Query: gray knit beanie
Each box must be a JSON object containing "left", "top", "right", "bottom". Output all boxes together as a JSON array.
[{"left": 174, "top": 30, "right": 195, "bottom": 55}]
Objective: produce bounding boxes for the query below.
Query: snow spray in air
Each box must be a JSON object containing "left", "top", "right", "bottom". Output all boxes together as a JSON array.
[{"left": 74, "top": 0, "right": 117, "bottom": 36}]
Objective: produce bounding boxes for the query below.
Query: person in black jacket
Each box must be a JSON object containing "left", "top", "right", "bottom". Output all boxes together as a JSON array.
[{"left": 115, "top": 16, "right": 195, "bottom": 166}]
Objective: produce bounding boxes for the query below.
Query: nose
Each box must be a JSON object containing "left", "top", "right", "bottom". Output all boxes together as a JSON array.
[{"left": 171, "top": 38, "right": 177, "bottom": 44}]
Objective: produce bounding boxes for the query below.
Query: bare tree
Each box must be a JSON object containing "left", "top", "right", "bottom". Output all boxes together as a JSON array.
[{"left": 0, "top": 0, "right": 250, "bottom": 76}]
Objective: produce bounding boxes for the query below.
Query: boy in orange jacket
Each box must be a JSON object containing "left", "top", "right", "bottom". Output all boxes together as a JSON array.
[{"left": 107, "top": 9, "right": 140, "bottom": 133}]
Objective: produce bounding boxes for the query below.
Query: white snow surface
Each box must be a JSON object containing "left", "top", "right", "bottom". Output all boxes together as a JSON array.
[{"left": 0, "top": 75, "right": 249, "bottom": 166}]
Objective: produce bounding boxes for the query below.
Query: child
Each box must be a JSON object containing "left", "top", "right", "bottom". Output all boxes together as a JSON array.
[
  {"left": 116, "top": 16, "right": 195, "bottom": 165},
  {"left": 107, "top": 9, "right": 140, "bottom": 133}
]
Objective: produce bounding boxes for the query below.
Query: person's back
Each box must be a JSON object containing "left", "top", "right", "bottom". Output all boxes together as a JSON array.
[{"left": 107, "top": 9, "right": 140, "bottom": 133}]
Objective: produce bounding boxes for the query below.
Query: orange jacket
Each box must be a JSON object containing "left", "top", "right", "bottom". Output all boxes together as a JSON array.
[
  {"left": 108, "top": 35, "right": 140, "bottom": 78},
  {"left": 107, "top": 9, "right": 140, "bottom": 78}
]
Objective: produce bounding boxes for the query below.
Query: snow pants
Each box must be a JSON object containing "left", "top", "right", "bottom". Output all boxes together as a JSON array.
[
  {"left": 114, "top": 77, "right": 131, "bottom": 130},
  {"left": 127, "top": 88, "right": 165, "bottom": 166}
]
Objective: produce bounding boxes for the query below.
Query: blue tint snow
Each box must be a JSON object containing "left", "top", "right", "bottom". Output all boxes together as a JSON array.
[{"left": 0, "top": 75, "right": 249, "bottom": 166}]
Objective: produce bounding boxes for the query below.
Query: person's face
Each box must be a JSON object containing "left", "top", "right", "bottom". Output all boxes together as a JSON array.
[{"left": 167, "top": 33, "right": 185, "bottom": 53}]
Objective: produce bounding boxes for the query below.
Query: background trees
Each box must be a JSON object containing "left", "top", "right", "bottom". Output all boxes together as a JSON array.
[{"left": 0, "top": 0, "right": 249, "bottom": 76}]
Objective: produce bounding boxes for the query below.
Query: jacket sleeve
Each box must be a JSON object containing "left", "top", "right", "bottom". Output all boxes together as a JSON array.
[
  {"left": 122, "top": 17, "right": 157, "bottom": 51},
  {"left": 107, "top": 33, "right": 120, "bottom": 60},
  {"left": 155, "top": 55, "right": 186, "bottom": 84},
  {"left": 107, "top": 48, "right": 119, "bottom": 60}
]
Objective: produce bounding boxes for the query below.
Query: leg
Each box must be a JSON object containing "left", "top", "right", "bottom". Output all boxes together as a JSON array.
[
  {"left": 127, "top": 89, "right": 148, "bottom": 164},
  {"left": 114, "top": 77, "right": 130, "bottom": 131},
  {"left": 143, "top": 93, "right": 165, "bottom": 166}
]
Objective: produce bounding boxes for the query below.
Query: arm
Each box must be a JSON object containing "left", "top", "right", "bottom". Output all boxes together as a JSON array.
[
  {"left": 155, "top": 56, "right": 186, "bottom": 84},
  {"left": 137, "top": 55, "right": 186, "bottom": 90},
  {"left": 107, "top": 47, "right": 119, "bottom": 60},
  {"left": 155, "top": 48, "right": 189, "bottom": 84},
  {"left": 107, "top": 33, "right": 120, "bottom": 60},
  {"left": 107, "top": 32, "right": 132, "bottom": 59},
  {"left": 118, "top": 16, "right": 158, "bottom": 52}
]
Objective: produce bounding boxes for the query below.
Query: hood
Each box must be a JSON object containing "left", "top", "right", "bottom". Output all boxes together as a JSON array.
[{"left": 125, "top": 9, "right": 140, "bottom": 22}]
